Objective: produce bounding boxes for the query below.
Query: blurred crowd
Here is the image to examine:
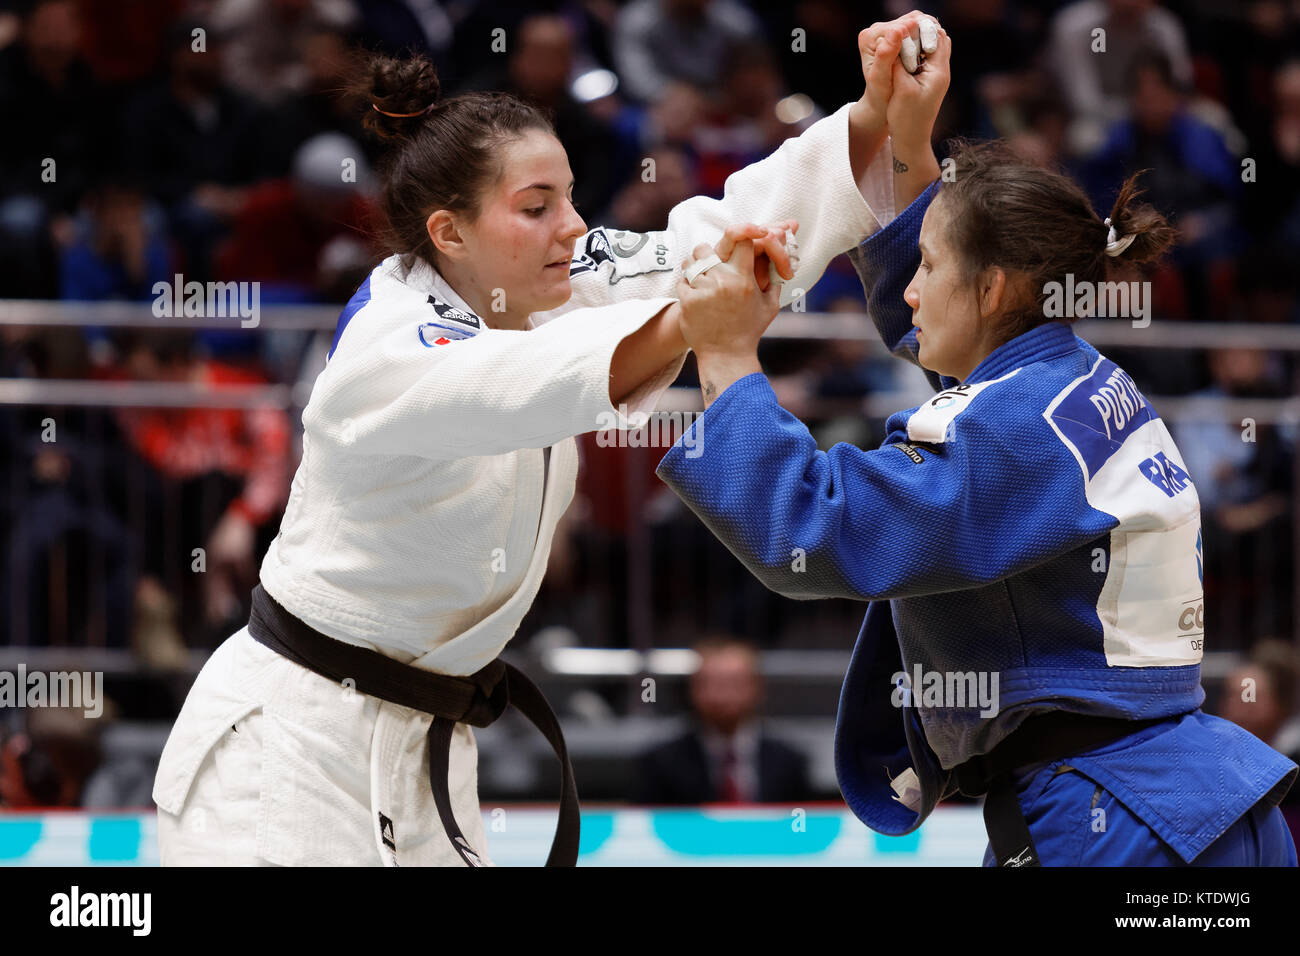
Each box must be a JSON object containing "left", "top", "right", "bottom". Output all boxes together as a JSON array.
[{"left": 0, "top": 0, "right": 1298, "bottom": 813}]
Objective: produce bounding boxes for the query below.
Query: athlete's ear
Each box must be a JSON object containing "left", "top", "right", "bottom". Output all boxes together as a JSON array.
[
  {"left": 978, "top": 266, "right": 1008, "bottom": 319},
  {"left": 427, "top": 210, "right": 467, "bottom": 262}
]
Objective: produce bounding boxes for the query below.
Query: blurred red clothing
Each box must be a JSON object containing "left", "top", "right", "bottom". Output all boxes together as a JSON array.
[
  {"left": 103, "top": 360, "right": 290, "bottom": 525},
  {"left": 215, "top": 179, "right": 377, "bottom": 288}
]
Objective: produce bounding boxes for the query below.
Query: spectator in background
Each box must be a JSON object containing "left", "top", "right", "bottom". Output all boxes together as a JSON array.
[
  {"left": 0, "top": 710, "right": 104, "bottom": 808},
  {"left": 605, "top": 146, "right": 695, "bottom": 233},
  {"left": 262, "top": 21, "right": 378, "bottom": 177},
  {"left": 692, "top": 40, "right": 807, "bottom": 197},
  {"left": 613, "top": 0, "right": 763, "bottom": 104},
  {"left": 1080, "top": 50, "right": 1243, "bottom": 318},
  {"left": 1174, "top": 348, "right": 1295, "bottom": 648},
  {"left": 1219, "top": 640, "right": 1300, "bottom": 843},
  {"left": 461, "top": 14, "right": 621, "bottom": 217},
  {"left": 0, "top": 0, "right": 107, "bottom": 297},
  {"left": 1049, "top": 0, "right": 1193, "bottom": 155},
  {"left": 104, "top": 331, "right": 292, "bottom": 649},
  {"left": 215, "top": 132, "right": 377, "bottom": 300},
  {"left": 210, "top": 0, "right": 358, "bottom": 107},
  {"left": 120, "top": 18, "right": 272, "bottom": 282},
  {"left": 604, "top": 80, "right": 707, "bottom": 197},
  {"left": 58, "top": 182, "right": 173, "bottom": 302},
  {"left": 634, "top": 636, "right": 810, "bottom": 804}
]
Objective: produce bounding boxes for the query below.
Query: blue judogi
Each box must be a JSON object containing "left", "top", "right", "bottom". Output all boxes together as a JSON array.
[{"left": 656, "top": 181, "right": 1297, "bottom": 865}]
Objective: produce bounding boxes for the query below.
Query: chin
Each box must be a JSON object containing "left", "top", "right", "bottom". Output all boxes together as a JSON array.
[{"left": 534, "top": 282, "right": 572, "bottom": 313}]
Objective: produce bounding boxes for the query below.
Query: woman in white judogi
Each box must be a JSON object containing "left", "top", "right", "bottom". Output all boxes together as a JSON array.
[{"left": 152, "top": 40, "right": 904, "bottom": 865}]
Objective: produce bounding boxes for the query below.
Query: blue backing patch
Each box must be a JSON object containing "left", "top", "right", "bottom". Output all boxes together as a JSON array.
[
  {"left": 328, "top": 275, "right": 372, "bottom": 359},
  {"left": 1049, "top": 358, "right": 1156, "bottom": 479}
]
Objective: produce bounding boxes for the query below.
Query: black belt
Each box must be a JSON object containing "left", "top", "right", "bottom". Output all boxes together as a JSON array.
[
  {"left": 246, "top": 583, "right": 580, "bottom": 867},
  {"left": 953, "top": 712, "right": 1171, "bottom": 867}
]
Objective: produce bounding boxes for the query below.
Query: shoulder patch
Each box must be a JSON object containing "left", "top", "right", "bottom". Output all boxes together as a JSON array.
[
  {"left": 1042, "top": 356, "right": 1155, "bottom": 480},
  {"left": 570, "top": 228, "right": 672, "bottom": 284},
  {"left": 417, "top": 321, "right": 475, "bottom": 347},
  {"left": 906, "top": 368, "right": 1022, "bottom": 444}
]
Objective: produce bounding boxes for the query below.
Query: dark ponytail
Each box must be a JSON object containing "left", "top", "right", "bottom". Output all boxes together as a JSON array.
[
  {"left": 350, "top": 53, "right": 555, "bottom": 268},
  {"left": 934, "top": 139, "right": 1178, "bottom": 346},
  {"left": 1104, "top": 172, "right": 1179, "bottom": 266}
]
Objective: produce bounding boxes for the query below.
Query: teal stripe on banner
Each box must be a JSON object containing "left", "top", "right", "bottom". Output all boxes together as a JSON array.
[
  {"left": 652, "top": 811, "right": 841, "bottom": 856},
  {"left": 577, "top": 812, "right": 615, "bottom": 855},
  {"left": 89, "top": 818, "right": 142, "bottom": 862},
  {"left": 873, "top": 828, "right": 922, "bottom": 853},
  {"left": 0, "top": 820, "right": 42, "bottom": 860}
]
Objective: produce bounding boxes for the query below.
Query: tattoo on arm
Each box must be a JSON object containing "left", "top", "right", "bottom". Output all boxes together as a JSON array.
[
  {"left": 893, "top": 156, "right": 909, "bottom": 174},
  {"left": 703, "top": 381, "right": 717, "bottom": 402}
]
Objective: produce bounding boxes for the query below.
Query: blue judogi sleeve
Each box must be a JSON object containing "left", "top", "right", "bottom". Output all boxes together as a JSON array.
[
  {"left": 656, "top": 369, "right": 1115, "bottom": 603},
  {"left": 845, "top": 180, "right": 955, "bottom": 394}
]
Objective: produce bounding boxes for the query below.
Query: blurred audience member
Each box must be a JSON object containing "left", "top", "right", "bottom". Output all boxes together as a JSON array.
[
  {"left": 1175, "top": 348, "right": 1294, "bottom": 647},
  {"left": 1049, "top": 0, "right": 1193, "bottom": 155},
  {"left": 606, "top": 147, "right": 694, "bottom": 232},
  {"left": 1080, "top": 50, "right": 1242, "bottom": 318},
  {"left": 0, "top": 0, "right": 107, "bottom": 296},
  {"left": 215, "top": 132, "right": 377, "bottom": 298},
  {"left": 614, "top": 0, "right": 763, "bottom": 104},
  {"left": 693, "top": 40, "right": 807, "bottom": 196},
  {"left": 210, "top": 0, "right": 358, "bottom": 106},
  {"left": 0, "top": 709, "right": 104, "bottom": 808},
  {"left": 120, "top": 18, "right": 272, "bottom": 281},
  {"left": 462, "top": 14, "right": 621, "bottom": 216},
  {"left": 264, "top": 21, "right": 377, "bottom": 176},
  {"left": 58, "top": 183, "right": 173, "bottom": 302},
  {"left": 634, "top": 636, "right": 810, "bottom": 804},
  {"left": 105, "top": 331, "right": 292, "bottom": 648},
  {"left": 1218, "top": 639, "right": 1300, "bottom": 843}
]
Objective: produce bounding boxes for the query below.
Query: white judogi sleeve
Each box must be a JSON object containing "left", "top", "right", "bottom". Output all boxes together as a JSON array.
[
  {"left": 307, "top": 284, "right": 678, "bottom": 460},
  {"left": 535, "top": 102, "right": 895, "bottom": 324}
]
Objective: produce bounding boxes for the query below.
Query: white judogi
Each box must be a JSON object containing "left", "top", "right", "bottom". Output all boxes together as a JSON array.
[{"left": 153, "top": 104, "right": 894, "bottom": 865}]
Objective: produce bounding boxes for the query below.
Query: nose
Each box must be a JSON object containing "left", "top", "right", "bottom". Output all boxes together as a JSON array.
[
  {"left": 560, "top": 199, "right": 586, "bottom": 243},
  {"left": 903, "top": 276, "right": 921, "bottom": 314}
]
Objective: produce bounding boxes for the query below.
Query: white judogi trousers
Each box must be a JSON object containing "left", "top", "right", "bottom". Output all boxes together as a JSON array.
[{"left": 155, "top": 627, "right": 490, "bottom": 866}]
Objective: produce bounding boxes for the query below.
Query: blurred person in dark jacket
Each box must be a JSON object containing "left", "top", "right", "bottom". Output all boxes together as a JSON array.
[
  {"left": 1080, "top": 50, "right": 1243, "bottom": 318},
  {"left": 119, "top": 18, "right": 272, "bottom": 281},
  {"left": 635, "top": 635, "right": 811, "bottom": 804},
  {"left": 1174, "top": 347, "right": 1294, "bottom": 648},
  {"left": 0, "top": 0, "right": 108, "bottom": 296}
]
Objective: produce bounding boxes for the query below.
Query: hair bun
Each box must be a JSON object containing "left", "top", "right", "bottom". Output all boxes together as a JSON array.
[{"left": 358, "top": 53, "right": 441, "bottom": 143}]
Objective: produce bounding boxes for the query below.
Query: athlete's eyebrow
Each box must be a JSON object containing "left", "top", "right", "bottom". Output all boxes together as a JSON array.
[
  {"left": 515, "top": 179, "right": 576, "bottom": 195},
  {"left": 918, "top": 239, "right": 931, "bottom": 257}
]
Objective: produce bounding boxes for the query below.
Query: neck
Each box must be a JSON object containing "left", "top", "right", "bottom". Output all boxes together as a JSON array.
[{"left": 436, "top": 259, "right": 532, "bottom": 331}]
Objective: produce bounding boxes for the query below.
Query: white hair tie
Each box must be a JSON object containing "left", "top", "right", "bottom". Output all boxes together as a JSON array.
[{"left": 1104, "top": 217, "right": 1136, "bottom": 257}]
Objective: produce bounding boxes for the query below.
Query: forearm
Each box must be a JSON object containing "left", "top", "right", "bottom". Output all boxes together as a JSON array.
[
  {"left": 890, "top": 139, "right": 940, "bottom": 214},
  {"left": 609, "top": 302, "right": 688, "bottom": 406},
  {"left": 848, "top": 101, "right": 890, "bottom": 200},
  {"left": 695, "top": 348, "right": 763, "bottom": 409}
]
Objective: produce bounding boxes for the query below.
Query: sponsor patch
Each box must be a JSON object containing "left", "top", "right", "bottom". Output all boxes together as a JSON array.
[
  {"left": 570, "top": 228, "right": 672, "bottom": 284},
  {"left": 427, "top": 294, "right": 480, "bottom": 328},
  {"left": 891, "top": 441, "right": 925, "bottom": 464},
  {"left": 906, "top": 369, "right": 1021, "bottom": 444}
]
